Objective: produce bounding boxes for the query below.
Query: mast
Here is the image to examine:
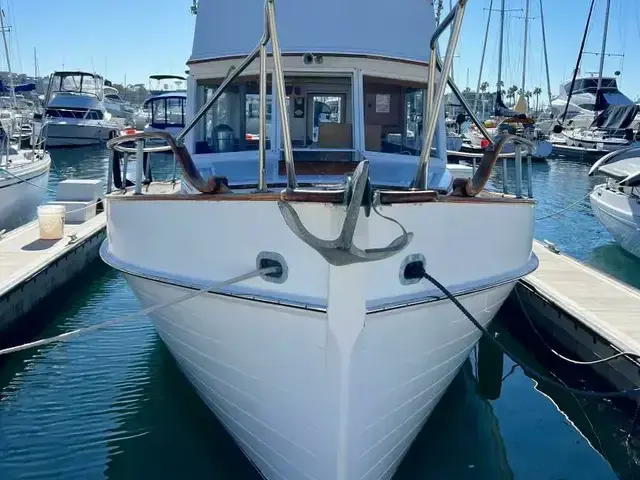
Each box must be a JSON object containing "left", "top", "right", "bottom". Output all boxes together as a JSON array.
[
  {"left": 496, "top": 0, "right": 505, "bottom": 93},
  {"left": 0, "top": 9, "right": 15, "bottom": 108},
  {"left": 448, "top": 0, "right": 455, "bottom": 81},
  {"left": 521, "top": 0, "right": 530, "bottom": 95},
  {"left": 473, "top": 0, "right": 494, "bottom": 113},
  {"left": 596, "top": 0, "right": 611, "bottom": 92},
  {"left": 539, "top": 0, "right": 553, "bottom": 108}
]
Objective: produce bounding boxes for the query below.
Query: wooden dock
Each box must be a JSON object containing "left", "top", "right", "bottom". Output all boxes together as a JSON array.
[
  {"left": 0, "top": 213, "right": 106, "bottom": 335},
  {"left": 514, "top": 240, "right": 640, "bottom": 397}
]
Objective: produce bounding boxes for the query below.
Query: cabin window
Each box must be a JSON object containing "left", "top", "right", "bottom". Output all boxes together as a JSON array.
[
  {"left": 54, "top": 73, "right": 102, "bottom": 97},
  {"left": 196, "top": 80, "right": 273, "bottom": 154},
  {"left": 150, "top": 97, "right": 186, "bottom": 127},
  {"left": 363, "top": 76, "right": 425, "bottom": 154}
]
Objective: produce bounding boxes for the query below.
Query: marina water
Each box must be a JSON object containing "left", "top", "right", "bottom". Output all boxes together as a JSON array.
[{"left": 1, "top": 148, "right": 639, "bottom": 479}]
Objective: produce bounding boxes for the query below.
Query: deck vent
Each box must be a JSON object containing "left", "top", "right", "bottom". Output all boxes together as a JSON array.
[{"left": 256, "top": 252, "right": 288, "bottom": 284}]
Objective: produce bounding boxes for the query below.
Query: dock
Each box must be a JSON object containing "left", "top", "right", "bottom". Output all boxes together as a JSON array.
[
  {"left": 0, "top": 179, "right": 107, "bottom": 337},
  {"left": 513, "top": 240, "right": 640, "bottom": 398}
]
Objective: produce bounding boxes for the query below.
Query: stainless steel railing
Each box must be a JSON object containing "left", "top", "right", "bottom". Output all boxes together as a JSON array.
[
  {"left": 414, "top": 0, "right": 468, "bottom": 190},
  {"left": 175, "top": 0, "right": 295, "bottom": 191}
]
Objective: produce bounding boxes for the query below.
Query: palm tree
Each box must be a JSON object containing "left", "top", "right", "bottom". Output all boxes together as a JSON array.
[
  {"left": 533, "top": 87, "right": 542, "bottom": 113},
  {"left": 496, "top": 80, "right": 504, "bottom": 93},
  {"left": 525, "top": 91, "right": 532, "bottom": 110},
  {"left": 480, "top": 80, "right": 489, "bottom": 97},
  {"left": 508, "top": 85, "right": 518, "bottom": 105}
]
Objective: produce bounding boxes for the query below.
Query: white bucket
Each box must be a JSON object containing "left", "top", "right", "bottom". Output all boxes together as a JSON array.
[{"left": 37, "top": 204, "right": 66, "bottom": 240}]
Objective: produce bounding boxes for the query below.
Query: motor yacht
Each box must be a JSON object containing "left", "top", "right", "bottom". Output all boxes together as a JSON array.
[{"left": 100, "top": 1, "right": 537, "bottom": 478}]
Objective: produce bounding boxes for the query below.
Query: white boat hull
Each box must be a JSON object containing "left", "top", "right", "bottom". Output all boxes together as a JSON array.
[
  {"left": 124, "top": 272, "right": 514, "bottom": 480},
  {"left": 39, "top": 120, "right": 120, "bottom": 147},
  {"left": 563, "top": 133, "right": 638, "bottom": 154},
  {"left": 0, "top": 154, "right": 51, "bottom": 231},
  {"left": 590, "top": 185, "right": 640, "bottom": 258},
  {"left": 102, "top": 194, "right": 536, "bottom": 480}
]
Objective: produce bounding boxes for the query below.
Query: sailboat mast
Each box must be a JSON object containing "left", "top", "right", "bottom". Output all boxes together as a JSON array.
[
  {"left": 521, "top": 0, "right": 530, "bottom": 94},
  {"left": 496, "top": 0, "right": 505, "bottom": 93},
  {"left": 0, "top": 9, "right": 15, "bottom": 107},
  {"left": 539, "top": 0, "right": 553, "bottom": 108},
  {"left": 596, "top": 0, "right": 611, "bottom": 91},
  {"left": 448, "top": 0, "right": 455, "bottom": 81},
  {"left": 473, "top": 0, "right": 494, "bottom": 113}
]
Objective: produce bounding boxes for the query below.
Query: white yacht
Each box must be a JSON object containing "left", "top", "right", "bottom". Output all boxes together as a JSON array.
[
  {"left": 36, "top": 71, "right": 122, "bottom": 147},
  {"left": 103, "top": 85, "right": 135, "bottom": 125},
  {"left": 0, "top": 119, "right": 51, "bottom": 231},
  {"left": 538, "top": 75, "right": 639, "bottom": 132},
  {"left": 100, "top": 1, "right": 537, "bottom": 478},
  {"left": 589, "top": 146, "right": 640, "bottom": 259},
  {"left": 142, "top": 75, "right": 187, "bottom": 137}
]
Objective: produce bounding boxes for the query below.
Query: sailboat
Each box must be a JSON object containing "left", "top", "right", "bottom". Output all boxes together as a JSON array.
[
  {"left": 550, "top": 0, "right": 639, "bottom": 160},
  {"left": 464, "top": 0, "right": 552, "bottom": 160},
  {"left": 100, "top": 0, "right": 537, "bottom": 478},
  {"left": 0, "top": 7, "right": 51, "bottom": 231}
]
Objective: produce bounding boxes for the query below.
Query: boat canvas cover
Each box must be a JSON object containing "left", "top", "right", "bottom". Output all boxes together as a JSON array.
[
  {"left": 0, "top": 80, "right": 36, "bottom": 93},
  {"left": 591, "top": 104, "right": 640, "bottom": 130},
  {"left": 493, "top": 91, "right": 529, "bottom": 120}
]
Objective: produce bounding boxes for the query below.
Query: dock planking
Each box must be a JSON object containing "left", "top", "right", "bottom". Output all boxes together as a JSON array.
[{"left": 515, "top": 240, "right": 640, "bottom": 398}]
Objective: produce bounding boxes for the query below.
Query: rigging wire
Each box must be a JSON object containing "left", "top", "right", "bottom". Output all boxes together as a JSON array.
[{"left": 560, "top": 0, "right": 597, "bottom": 126}]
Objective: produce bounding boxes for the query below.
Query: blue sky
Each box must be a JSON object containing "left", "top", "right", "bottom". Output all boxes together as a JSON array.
[
  {"left": 450, "top": 0, "right": 640, "bottom": 102},
  {"left": 1, "top": 0, "right": 195, "bottom": 86},
  {"left": 1, "top": 0, "right": 638, "bottom": 103}
]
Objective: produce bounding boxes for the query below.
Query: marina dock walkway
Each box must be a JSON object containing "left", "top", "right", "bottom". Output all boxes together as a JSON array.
[{"left": 516, "top": 240, "right": 640, "bottom": 396}]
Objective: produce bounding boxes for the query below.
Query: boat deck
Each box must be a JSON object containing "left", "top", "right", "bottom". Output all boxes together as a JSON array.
[{"left": 515, "top": 240, "right": 640, "bottom": 397}]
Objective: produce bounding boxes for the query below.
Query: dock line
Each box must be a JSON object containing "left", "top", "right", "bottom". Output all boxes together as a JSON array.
[
  {"left": 0, "top": 266, "right": 278, "bottom": 356},
  {"left": 0, "top": 164, "right": 59, "bottom": 193},
  {"left": 535, "top": 186, "right": 602, "bottom": 221},
  {"left": 406, "top": 262, "right": 640, "bottom": 399},
  {"left": 514, "top": 288, "right": 640, "bottom": 366}
]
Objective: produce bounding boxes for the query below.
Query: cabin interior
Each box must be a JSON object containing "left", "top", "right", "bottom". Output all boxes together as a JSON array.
[{"left": 193, "top": 74, "right": 427, "bottom": 159}]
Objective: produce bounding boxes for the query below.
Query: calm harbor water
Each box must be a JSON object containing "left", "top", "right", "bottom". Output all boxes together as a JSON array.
[{"left": 1, "top": 148, "right": 640, "bottom": 479}]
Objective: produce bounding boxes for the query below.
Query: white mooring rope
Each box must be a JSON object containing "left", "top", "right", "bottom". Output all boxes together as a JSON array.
[{"left": 0, "top": 266, "right": 278, "bottom": 356}]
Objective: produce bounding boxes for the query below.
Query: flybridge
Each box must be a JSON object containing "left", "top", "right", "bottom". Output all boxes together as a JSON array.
[{"left": 189, "top": 0, "right": 435, "bottom": 64}]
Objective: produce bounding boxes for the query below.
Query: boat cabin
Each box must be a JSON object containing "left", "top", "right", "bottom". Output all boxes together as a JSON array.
[
  {"left": 144, "top": 92, "right": 187, "bottom": 131},
  {"left": 43, "top": 71, "right": 107, "bottom": 120},
  {"left": 104, "top": 86, "right": 125, "bottom": 103},
  {"left": 186, "top": 0, "right": 450, "bottom": 190}
]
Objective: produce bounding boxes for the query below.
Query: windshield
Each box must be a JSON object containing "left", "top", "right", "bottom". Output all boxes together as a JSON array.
[
  {"left": 150, "top": 97, "right": 185, "bottom": 126},
  {"left": 603, "top": 92, "right": 634, "bottom": 106},
  {"left": 54, "top": 74, "right": 102, "bottom": 96}
]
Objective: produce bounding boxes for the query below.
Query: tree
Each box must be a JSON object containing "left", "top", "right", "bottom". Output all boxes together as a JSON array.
[
  {"left": 496, "top": 80, "right": 504, "bottom": 93},
  {"left": 525, "top": 91, "right": 532, "bottom": 110},
  {"left": 507, "top": 85, "right": 518, "bottom": 105},
  {"left": 533, "top": 87, "right": 542, "bottom": 113}
]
